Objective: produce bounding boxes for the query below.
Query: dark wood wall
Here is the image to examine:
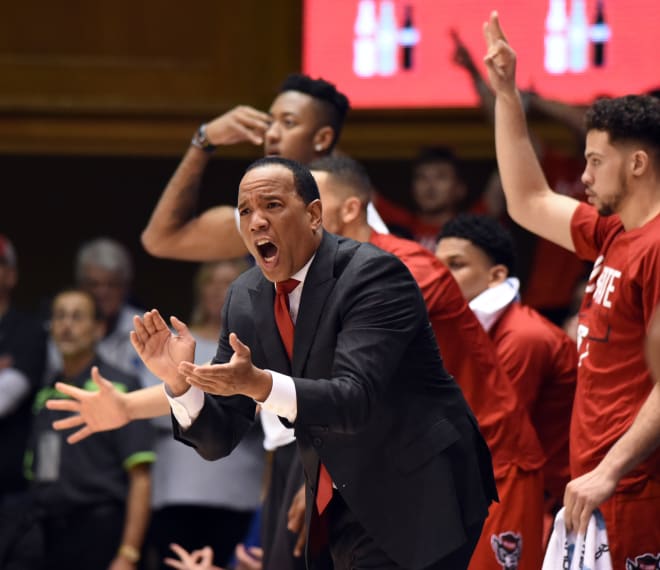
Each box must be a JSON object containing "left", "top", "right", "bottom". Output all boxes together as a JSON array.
[{"left": 0, "top": 1, "right": 576, "bottom": 319}]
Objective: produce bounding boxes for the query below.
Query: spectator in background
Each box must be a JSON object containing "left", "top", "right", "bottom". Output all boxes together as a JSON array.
[
  {"left": 0, "top": 235, "right": 48, "bottom": 569},
  {"left": 373, "top": 145, "right": 473, "bottom": 251},
  {"left": 26, "top": 287, "right": 155, "bottom": 570},
  {"left": 45, "top": 237, "right": 149, "bottom": 385},
  {"left": 451, "top": 27, "right": 590, "bottom": 326},
  {"left": 143, "top": 259, "right": 266, "bottom": 570},
  {"left": 436, "top": 213, "right": 577, "bottom": 545}
]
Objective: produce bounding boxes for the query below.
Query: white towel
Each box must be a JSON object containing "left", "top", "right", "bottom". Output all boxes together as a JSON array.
[{"left": 542, "top": 507, "right": 612, "bottom": 570}]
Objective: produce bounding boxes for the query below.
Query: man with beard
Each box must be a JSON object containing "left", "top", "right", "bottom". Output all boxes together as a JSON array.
[{"left": 483, "top": 10, "right": 660, "bottom": 568}]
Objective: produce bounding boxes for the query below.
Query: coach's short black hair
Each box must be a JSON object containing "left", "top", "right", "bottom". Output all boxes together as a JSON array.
[
  {"left": 244, "top": 156, "right": 320, "bottom": 205},
  {"left": 278, "top": 74, "right": 350, "bottom": 151},
  {"left": 439, "top": 213, "right": 517, "bottom": 275}
]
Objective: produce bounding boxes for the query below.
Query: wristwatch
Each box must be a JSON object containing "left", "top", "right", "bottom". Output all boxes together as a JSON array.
[
  {"left": 191, "top": 123, "right": 217, "bottom": 153},
  {"left": 117, "top": 544, "right": 140, "bottom": 564}
]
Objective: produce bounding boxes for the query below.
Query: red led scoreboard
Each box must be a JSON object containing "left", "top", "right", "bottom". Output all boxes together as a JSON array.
[{"left": 302, "top": 0, "right": 660, "bottom": 108}]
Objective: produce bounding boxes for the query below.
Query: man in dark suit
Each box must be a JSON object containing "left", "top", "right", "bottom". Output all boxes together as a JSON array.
[{"left": 127, "top": 156, "right": 498, "bottom": 569}]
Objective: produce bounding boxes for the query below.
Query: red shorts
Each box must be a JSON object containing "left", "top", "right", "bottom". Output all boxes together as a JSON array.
[
  {"left": 600, "top": 476, "right": 660, "bottom": 569},
  {"left": 469, "top": 465, "right": 544, "bottom": 570}
]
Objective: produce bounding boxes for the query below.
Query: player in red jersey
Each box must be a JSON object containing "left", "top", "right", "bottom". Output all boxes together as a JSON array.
[
  {"left": 436, "top": 213, "right": 578, "bottom": 546},
  {"left": 483, "top": 11, "right": 660, "bottom": 567},
  {"left": 308, "top": 155, "right": 546, "bottom": 570}
]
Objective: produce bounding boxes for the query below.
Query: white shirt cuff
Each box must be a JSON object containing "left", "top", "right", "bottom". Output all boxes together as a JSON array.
[
  {"left": 164, "top": 384, "right": 205, "bottom": 429},
  {"left": 259, "top": 370, "right": 297, "bottom": 423}
]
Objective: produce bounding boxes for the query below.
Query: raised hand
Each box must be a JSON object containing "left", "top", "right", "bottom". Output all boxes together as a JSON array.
[
  {"left": 178, "top": 333, "right": 272, "bottom": 402},
  {"left": 45, "top": 366, "right": 130, "bottom": 444},
  {"left": 233, "top": 544, "right": 263, "bottom": 570},
  {"left": 205, "top": 106, "right": 273, "bottom": 147},
  {"left": 130, "top": 310, "right": 196, "bottom": 394},
  {"left": 482, "top": 10, "right": 517, "bottom": 96},
  {"left": 164, "top": 544, "right": 223, "bottom": 570}
]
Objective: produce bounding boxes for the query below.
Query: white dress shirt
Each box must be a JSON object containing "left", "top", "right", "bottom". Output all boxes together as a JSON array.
[{"left": 166, "top": 257, "right": 314, "bottom": 445}]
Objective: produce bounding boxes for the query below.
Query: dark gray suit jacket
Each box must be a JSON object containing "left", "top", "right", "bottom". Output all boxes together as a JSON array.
[{"left": 174, "top": 232, "right": 497, "bottom": 569}]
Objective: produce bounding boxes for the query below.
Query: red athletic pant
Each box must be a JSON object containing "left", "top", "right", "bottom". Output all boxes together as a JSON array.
[{"left": 468, "top": 465, "right": 544, "bottom": 570}]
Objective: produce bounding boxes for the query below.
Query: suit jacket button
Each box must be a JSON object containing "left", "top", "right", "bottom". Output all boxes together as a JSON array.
[{"left": 312, "top": 437, "right": 322, "bottom": 447}]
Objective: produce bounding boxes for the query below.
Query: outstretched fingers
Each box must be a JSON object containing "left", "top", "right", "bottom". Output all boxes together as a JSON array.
[
  {"left": 50, "top": 381, "right": 88, "bottom": 402},
  {"left": 483, "top": 10, "right": 506, "bottom": 48},
  {"left": 67, "top": 425, "right": 94, "bottom": 445},
  {"left": 52, "top": 414, "right": 85, "bottom": 431},
  {"left": 45, "top": 398, "right": 79, "bottom": 413}
]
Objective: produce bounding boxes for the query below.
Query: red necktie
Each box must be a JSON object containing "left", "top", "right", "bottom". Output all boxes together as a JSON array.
[
  {"left": 274, "top": 279, "right": 333, "bottom": 514},
  {"left": 274, "top": 279, "right": 299, "bottom": 360}
]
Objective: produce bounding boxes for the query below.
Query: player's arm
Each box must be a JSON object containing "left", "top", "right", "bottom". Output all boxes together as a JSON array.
[
  {"left": 483, "top": 11, "right": 580, "bottom": 252},
  {"left": 141, "top": 106, "right": 271, "bottom": 261}
]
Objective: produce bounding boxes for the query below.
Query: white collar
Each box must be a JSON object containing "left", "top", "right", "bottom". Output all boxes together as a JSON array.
[
  {"left": 273, "top": 253, "right": 315, "bottom": 291},
  {"left": 469, "top": 277, "right": 520, "bottom": 333}
]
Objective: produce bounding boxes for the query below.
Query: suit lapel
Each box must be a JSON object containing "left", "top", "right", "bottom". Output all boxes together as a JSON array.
[
  {"left": 249, "top": 278, "right": 291, "bottom": 373},
  {"left": 292, "top": 233, "right": 338, "bottom": 376}
]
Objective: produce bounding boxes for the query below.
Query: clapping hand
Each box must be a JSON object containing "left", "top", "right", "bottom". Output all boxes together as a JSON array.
[
  {"left": 178, "top": 333, "right": 273, "bottom": 403},
  {"left": 130, "top": 309, "right": 196, "bottom": 395}
]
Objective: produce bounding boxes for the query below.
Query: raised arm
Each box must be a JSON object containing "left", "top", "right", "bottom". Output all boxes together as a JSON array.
[
  {"left": 46, "top": 369, "right": 170, "bottom": 443},
  {"left": 141, "top": 106, "right": 272, "bottom": 261},
  {"left": 483, "top": 11, "right": 580, "bottom": 251}
]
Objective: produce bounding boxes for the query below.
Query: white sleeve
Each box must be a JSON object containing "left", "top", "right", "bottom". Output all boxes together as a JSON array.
[
  {"left": 164, "top": 384, "right": 205, "bottom": 429},
  {"left": 0, "top": 368, "right": 31, "bottom": 417},
  {"left": 258, "top": 370, "right": 297, "bottom": 423}
]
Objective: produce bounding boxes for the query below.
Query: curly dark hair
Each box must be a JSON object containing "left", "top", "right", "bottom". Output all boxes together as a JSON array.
[
  {"left": 585, "top": 95, "right": 660, "bottom": 166},
  {"left": 278, "top": 74, "right": 350, "bottom": 151},
  {"left": 439, "top": 213, "right": 517, "bottom": 275}
]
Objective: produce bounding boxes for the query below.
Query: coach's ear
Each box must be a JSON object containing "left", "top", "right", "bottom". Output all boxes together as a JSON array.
[{"left": 307, "top": 198, "right": 323, "bottom": 233}]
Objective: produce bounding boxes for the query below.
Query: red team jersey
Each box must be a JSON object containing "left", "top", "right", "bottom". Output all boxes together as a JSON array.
[
  {"left": 370, "top": 232, "right": 544, "bottom": 477},
  {"left": 490, "top": 302, "right": 577, "bottom": 502},
  {"left": 370, "top": 231, "right": 546, "bottom": 570},
  {"left": 570, "top": 203, "right": 660, "bottom": 487},
  {"left": 570, "top": 202, "right": 660, "bottom": 568}
]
